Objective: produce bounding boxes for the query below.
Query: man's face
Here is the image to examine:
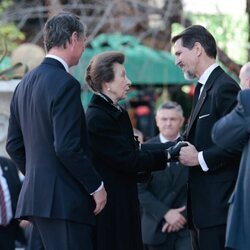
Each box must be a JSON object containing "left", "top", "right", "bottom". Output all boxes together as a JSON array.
[
  {"left": 156, "top": 108, "right": 184, "bottom": 140},
  {"left": 173, "top": 39, "right": 198, "bottom": 80}
]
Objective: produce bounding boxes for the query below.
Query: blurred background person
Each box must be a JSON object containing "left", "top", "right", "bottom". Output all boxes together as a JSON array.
[
  {"left": 138, "top": 101, "right": 192, "bottom": 250},
  {"left": 0, "top": 156, "right": 26, "bottom": 250},
  {"left": 85, "top": 51, "right": 186, "bottom": 250},
  {"left": 239, "top": 62, "right": 250, "bottom": 89},
  {"left": 212, "top": 89, "right": 250, "bottom": 250}
]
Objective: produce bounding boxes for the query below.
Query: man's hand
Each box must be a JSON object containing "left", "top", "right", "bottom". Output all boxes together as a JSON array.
[
  {"left": 179, "top": 142, "right": 199, "bottom": 166},
  {"left": 166, "top": 141, "right": 188, "bottom": 161},
  {"left": 162, "top": 206, "right": 187, "bottom": 233},
  {"left": 93, "top": 186, "right": 107, "bottom": 215}
]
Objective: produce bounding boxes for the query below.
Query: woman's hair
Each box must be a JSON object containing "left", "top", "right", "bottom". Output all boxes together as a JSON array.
[{"left": 85, "top": 51, "right": 125, "bottom": 92}]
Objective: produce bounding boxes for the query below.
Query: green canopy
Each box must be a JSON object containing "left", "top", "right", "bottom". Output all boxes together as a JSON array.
[{"left": 71, "top": 33, "right": 192, "bottom": 85}]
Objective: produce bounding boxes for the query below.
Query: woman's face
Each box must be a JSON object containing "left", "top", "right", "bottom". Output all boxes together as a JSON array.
[{"left": 106, "top": 63, "right": 131, "bottom": 103}]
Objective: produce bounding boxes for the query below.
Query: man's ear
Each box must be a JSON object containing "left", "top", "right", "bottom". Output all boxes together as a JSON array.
[
  {"left": 247, "top": 77, "right": 250, "bottom": 89},
  {"left": 194, "top": 42, "right": 202, "bottom": 57},
  {"left": 70, "top": 32, "right": 78, "bottom": 47}
]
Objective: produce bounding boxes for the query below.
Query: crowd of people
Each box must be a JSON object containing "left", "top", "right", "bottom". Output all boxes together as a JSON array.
[{"left": 0, "top": 11, "right": 249, "bottom": 250}]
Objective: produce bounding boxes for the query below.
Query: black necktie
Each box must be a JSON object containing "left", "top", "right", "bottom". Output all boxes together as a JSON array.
[{"left": 193, "top": 82, "right": 202, "bottom": 106}]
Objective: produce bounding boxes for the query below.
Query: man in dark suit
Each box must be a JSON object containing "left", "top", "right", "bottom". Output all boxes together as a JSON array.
[
  {"left": 138, "top": 101, "right": 192, "bottom": 250},
  {"left": 212, "top": 89, "right": 250, "bottom": 250},
  {"left": 0, "top": 156, "right": 25, "bottom": 250},
  {"left": 171, "top": 25, "right": 241, "bottom": 250},
  {"left": 6, "top": 12, "right": 106, "bottom": 250}
]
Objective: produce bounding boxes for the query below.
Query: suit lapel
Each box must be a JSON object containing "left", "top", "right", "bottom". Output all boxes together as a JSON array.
[{"left": 186, "top": 66, "right": 223, "bottom": 138}]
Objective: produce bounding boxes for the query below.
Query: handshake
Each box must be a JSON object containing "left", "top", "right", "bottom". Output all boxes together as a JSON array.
[{"left": 165, "top": 141, "right": 188, "bottom": 161}]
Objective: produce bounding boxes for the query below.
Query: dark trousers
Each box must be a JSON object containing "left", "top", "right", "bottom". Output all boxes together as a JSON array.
[
  {"left": 0, "top": 219, "right": 25, "bottom": 250},
  {"left": 191, "top": 224, "right": 226, "bottom": 250},
  {"left": 0, "top": 224, "right": 16, "bottom": 250},
  {"left": 146, "top": 230, "right": 192, "bottom": 250},
  {"left": 27, "top": 217, "right": 94, "bottom": 250}
]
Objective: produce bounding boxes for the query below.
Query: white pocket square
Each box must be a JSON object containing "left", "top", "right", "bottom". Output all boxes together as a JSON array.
[{"left": 199, "top": 114, "right": 210, "bottom": 119}]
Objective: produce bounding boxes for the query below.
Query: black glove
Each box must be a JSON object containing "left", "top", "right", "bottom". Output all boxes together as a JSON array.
[{"left": 165, "top": 141, "right": 188, "bottom": 161}]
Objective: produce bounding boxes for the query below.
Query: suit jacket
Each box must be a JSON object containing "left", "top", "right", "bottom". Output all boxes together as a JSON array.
[
  {"left": 184, "top": 66, "right": 241, "bottom": 228},
  {"left": 6, "top": 58, "right": 101, "bottom": 225},
  {"left": 138, "top": 135, "right": 189, "bottom": 245},
  {"left": 86, "top": 94, "right": 168, "bottom": 250},
  {"left": 212, "top": 89, "right": 250, "bottom": 250},
  {"left": 0, "top": 156, "right": 25, "bottom": 246}
]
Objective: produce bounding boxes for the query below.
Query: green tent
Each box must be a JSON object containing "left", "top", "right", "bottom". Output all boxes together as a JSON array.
[{"left": 71, "top": 33, "right": 192, "bottom": 85}]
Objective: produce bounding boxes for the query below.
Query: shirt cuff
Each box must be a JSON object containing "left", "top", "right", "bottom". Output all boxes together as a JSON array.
[
  {"left": 198, "top": 152, "right": 209, "bottom": 172},
  {"left": 90, "top": 181, "right": 104, "bottom": 195}
]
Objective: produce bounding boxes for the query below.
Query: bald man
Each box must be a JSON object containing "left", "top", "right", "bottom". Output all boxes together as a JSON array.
[{"left": 239, "top": 62, "right": 250, "bottom": 89}]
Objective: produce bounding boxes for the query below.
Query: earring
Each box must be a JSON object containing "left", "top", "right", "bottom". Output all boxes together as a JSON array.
[{"left": 107, "top": 88, "right": 110, "bottom": 91}]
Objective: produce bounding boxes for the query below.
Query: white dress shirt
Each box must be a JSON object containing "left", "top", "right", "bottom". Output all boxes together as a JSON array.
[
  {"left": 46, "top": 54, "right": 69, "bottom": 72},
  {"left": 197, "top": 62, "right": 219, "bottom": 172}
]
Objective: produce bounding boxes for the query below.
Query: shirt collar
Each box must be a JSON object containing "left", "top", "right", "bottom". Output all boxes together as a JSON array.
[
  {"left": 46, "top": 54, "right": 69, "bottom": 72},
  {"left": 159, "top": 133, "right": 180, "bottom": 143},
  {"left": 198, "top": 62, "right": 219, "bottom": 86}
]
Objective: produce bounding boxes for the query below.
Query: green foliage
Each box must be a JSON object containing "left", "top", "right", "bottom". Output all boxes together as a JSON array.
[
  {"left": 0, "top": 0, "right": 25, "bottom": 56},
  {"left": 172, "top": 13, "right": 248, "bottom": 64}
]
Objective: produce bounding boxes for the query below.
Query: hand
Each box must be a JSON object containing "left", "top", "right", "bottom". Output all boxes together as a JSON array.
[
  {"left": 93, "top": 186, "right": 107, "bottom": 215},
  {"left": 179, "top": 142, "right": 199, "bottom": 166},
  {"left": 162, "top": 206, "right": 187, "bottom": 233},
  {"left": 166, "top": 141, "right": 188, "bottom": 161},
  {"left": 19, "top": 220, "right": 31, "bottom": 228}
]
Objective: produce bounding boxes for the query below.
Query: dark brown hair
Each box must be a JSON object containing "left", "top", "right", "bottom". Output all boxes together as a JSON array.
[
  {"left": 171, "top": 25, "right": 217, "bottom": 59},
  {"left": 85, "top": 51, "right": 125, "bottom": 92}
]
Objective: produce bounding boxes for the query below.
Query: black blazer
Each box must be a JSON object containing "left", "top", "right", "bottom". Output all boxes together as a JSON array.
[
  {"left": 138, "top": 136, "right": 189, "bottom": 245},
  {"left": 184, "top": 66, "right": 241, "bottom": 228},
  {"left": 212, "top": 89, "right": 250, "bottom": 250},
  {"left": 86, "top": 94, "right": 168, "bottom": 250},
  {"left": 6, "top": 58, "right": 101, "bottom": 225}
]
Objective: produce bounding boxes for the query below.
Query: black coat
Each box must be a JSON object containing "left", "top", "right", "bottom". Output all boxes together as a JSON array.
[
  {"left": 212, "top": 89, "right": 250, "bottom": 250},
  {"left": 86, "top": 94, "right": 168, "bottom": 250},
  {"left": 6, "top": 58, "right": 101, "bottom": 225},
  {"left": 184, "top": 66, "right": 241, "bottom": 228},
  {"left": 138, "top": 135, "right": 190, "bottom": 246}
]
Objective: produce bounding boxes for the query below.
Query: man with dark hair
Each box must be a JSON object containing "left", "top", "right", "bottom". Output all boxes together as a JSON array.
[
  {"left": 172, "top": 25, "right": 241, "bottom": 250},
  {"left": 6, "top": 12, "right": 106, "bottom": 249},
  {"left": 138, "top": 101, "right": 192, "bottom": 250}
]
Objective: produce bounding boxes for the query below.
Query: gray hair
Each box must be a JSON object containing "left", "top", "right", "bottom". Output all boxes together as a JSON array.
[
  {"left": 43, "top": 12, "right": 85, "bottom": 52},
  {"left": 156, "top": 101, "right": 183, "bottom": 117}
]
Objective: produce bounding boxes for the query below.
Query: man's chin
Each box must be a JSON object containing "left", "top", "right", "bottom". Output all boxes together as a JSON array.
[{"left": 184, "top": 72, "right": 196, "bottom": 81}]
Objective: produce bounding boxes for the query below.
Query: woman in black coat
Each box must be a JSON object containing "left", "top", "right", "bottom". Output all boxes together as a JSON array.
[{"left": 85, "top": 51, "right": 185, "bottom": 250}]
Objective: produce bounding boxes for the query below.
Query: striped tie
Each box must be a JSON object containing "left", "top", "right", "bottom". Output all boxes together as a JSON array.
[{"left": 0, "top": 183, "right": 7, "bottom": 226}]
